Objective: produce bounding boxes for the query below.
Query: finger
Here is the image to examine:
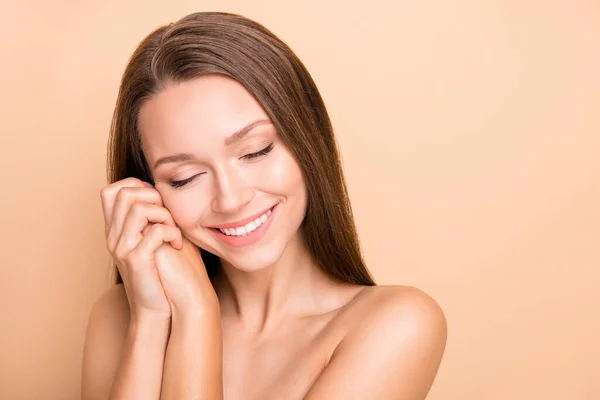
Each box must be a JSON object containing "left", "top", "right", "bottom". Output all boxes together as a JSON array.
[
  {"left": 107, "top": 186, "right": 163, "bottom": 249},
  {"left": 142, "top": 223, "right": 153, "bottom": 236},
  {"left": 134, "top": 224, "right": 183, "bottom": 259},
  {"left": 101, "top": 178, "right": 151, "bottom": 235},
  {"left": 120, "top": 204, "right": 177, "bottom": 250}
]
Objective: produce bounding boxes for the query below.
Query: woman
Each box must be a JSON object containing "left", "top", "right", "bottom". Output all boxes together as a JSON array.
[{"left": 82, "top": 11, "right": 447, "bottom": 400}]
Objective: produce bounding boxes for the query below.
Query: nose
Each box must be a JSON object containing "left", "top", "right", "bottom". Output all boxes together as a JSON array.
[{"left": 211, "top": 166, "right": 254, "bottom": 215}]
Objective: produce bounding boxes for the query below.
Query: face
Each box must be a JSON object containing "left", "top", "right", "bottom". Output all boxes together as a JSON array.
[{"left": 137, "top": 75, "right": 308, "bottom": 272}]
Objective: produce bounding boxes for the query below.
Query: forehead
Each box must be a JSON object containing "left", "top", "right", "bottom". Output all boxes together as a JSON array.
[{"left": 138, "top": 75, "right": 269, "bottom": 151}]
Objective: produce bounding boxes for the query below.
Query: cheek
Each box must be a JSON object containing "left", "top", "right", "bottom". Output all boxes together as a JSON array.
[
  {"left": 161, "top": 193, "right": 209, "bottom": 229},
  {"left": 261, "top": 150, "right": 305, "bottom": 194}
]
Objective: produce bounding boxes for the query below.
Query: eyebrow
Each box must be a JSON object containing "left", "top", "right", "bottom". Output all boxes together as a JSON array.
[{"left": 152, "top": 118, "right": 272, "bottom": 169}]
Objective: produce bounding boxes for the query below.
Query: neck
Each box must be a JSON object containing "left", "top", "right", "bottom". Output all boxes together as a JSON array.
[{"left": 211, "top": 231, "right": 335, "bottom": 337}]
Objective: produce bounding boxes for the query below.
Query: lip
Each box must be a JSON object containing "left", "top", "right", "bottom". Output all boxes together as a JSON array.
[
  {"left": 209, "top": 205, "right": 276, "bottom": 230},
  {"left": 209, "top": 203, "right": 278, "bottom": 248}
]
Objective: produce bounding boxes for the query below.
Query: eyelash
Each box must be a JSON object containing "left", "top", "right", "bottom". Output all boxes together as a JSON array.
[
  {"left": 244, "top": 142, "right": 274, "bottom": 160},
  {"left": 168, "top": 143, "right": 275, "bottom": 188}
]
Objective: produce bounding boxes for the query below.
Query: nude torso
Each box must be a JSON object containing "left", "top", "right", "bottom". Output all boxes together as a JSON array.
[
  {"left": 220, "top": 284, "right": 371, "bottom": 400},
  {"left": 105, "top": 283, "right": 379, "bottom": 400}
]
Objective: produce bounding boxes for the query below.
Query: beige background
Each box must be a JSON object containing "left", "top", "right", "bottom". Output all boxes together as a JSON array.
[{"left": 1, "top": 0, "right": 598, "bottom": 399}]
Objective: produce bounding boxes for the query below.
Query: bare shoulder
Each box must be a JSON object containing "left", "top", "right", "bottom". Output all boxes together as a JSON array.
[
  {"left": 328, "top": 284, "right": 447, "bottom": 364},
  {"left": 337, "top": 284, "right": 447, "bottom": 336},
  {"left": 355, "top": 284, "right": 445, "bottom": 321},
  {"left": 305, "top": 285, "right": 447, "bottom": 399},
  {"left": 81, "top": 284, "right": 130, "bottom": 400}
]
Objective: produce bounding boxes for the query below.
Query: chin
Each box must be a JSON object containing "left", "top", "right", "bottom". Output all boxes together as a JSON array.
[
  {"left": 216, "top": 239, "right": 289, "bottom": 273},
  {"left": 188, "top": 201, "right": 306, "bottom": 273},
  {"left": 182, "top": 226, "right": 287, "bottom": 271}
]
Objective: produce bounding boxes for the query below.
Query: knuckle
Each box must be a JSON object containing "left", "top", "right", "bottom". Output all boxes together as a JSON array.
[
  {"left": 116, "top": 187, "right": 133, "bottom": 203},
  {"left": 119, "top": 177, "right": 142, "bottom": 188},
  {"left": 101, "top": 180, "right": 126, "bottom": 198},
  {"left": 125, "top": 177, "right": 141, "bottom": 185},
  {"left": 147, "top": 190, "right": 161, "bottom": 203},
  {"left": 130, "top": 202, "right": 146, "bottom": 217},
  {"left": 100, "top": 186, "right": 114, "bottom": 205},
  {"left": 150, "top": 223, "right": 165, "bottom": 235}
]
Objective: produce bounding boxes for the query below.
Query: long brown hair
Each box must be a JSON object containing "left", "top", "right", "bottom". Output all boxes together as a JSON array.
[{"left": 107, "top": 11, "right": 376, "bottom": 287}]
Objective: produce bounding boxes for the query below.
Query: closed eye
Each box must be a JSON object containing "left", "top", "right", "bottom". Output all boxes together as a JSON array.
[
  {"left": 243, "top": 142, "right": 274, "bottom": 160},
  {"left": 168, "top": 143, "right": 274, "bottom": 189},
  {"left": 168, "top": 173, "right": 204, "bottom": 188}
]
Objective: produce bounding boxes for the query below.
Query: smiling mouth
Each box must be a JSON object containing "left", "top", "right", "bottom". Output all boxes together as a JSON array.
[
  {"left": 208, "top": 204, "right": 276, "bottom": 234},
  {"left": 207, "top": 204, "right": 278, "bottom": 247},
  {"left": 217, "top": 207, "right": 273, "bottom": 236}
]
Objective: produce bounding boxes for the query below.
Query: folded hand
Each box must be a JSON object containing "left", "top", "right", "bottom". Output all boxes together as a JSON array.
[{"left": 154, "top": 235, "right": 219, "bottom": 319}]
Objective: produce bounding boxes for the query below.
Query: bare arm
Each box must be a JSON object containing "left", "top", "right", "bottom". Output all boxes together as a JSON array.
[
  {"left": 93, "top": 178, "right": 185, "bottom": 399},
  {"left": 160, "top": 300, "right": 223, "bottom": 399},
  {"left": 109, "top": 314, "right": 170, "bottom": 399},
  {"left": 303, "top": 286, "right": 447, "bottom": 400},
  {"left": 81, "top": 284, "right": 170, "bottom": 400}
]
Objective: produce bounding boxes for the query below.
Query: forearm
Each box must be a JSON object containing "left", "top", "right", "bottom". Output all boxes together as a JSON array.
[
  {"left": 161, "top": 304, "right": 223, "bottom": 400},
  {"left": 110, "top": 316, "right": 170, "bottom": 400}
]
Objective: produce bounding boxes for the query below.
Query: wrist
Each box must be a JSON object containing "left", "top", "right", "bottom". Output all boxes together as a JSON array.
[
  {"left": 129, "top": 312, "right": 171, "bottom": 338},
  {"left": 171, "top": 299, "right": 220, "bottom": 328},
  {"left": 170, "top": 289, "right": 220, "bottom": 319}
]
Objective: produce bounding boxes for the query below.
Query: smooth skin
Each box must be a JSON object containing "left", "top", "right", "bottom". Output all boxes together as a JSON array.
[
  {"left": 82, "top": 75, "right": 447, "bottom": 399},
  {"left": 87, "top": 177, "right": 222, "bottom": 399}
]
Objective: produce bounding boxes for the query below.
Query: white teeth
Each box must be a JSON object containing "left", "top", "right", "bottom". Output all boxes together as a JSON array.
[{"left": 218, "top": 207, "right": 273, "bottom": 237}]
